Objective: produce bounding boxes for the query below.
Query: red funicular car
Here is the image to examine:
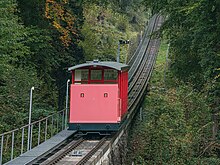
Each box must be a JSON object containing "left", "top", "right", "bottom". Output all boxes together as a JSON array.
[{"left": 68, "top": 60, "right": 129, "bottom": 132}]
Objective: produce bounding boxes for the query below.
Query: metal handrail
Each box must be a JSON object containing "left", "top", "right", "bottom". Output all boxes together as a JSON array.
[
  {"left": 0, "top": 109, "right": 67, "bottom": 165},
  {"left": 0, "top": 109, "right": 65, "bottom": 137}
]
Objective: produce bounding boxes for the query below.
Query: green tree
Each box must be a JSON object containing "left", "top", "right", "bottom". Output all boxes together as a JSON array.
[
  {"left": 17, "top": 0, "right": 84, "bottom": 109},
  {"left": 127, "top": 40, "right": 220, "bottom": 164},
  {"left": 143, "top": 0, "right": 220, "bottom": 145},
  {"left": 143, "top": 0, "right": 220, "bottom": 87},
  {"left": 0, "top": 0, "right": 42, "bottom": 131}
]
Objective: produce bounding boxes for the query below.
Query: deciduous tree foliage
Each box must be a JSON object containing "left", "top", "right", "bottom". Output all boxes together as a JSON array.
[
  {"left": 45, "top": 0, "right": 77, "bottom": 46},
  {"left": 79, "top": 0, "right": 147, "bottom": 61},
  {"left": 1, "top": 0, "right": 84, "bottom": 132},
  {"left": 127, "top": 40, "right": 220, "bottom": 164},
  {"left": 17, "top": 0, "right": 84, "bottom": 110},
  {"left": 0, "top": 0, "right": 42, "bottom": 131},
  {"left": 143, "top": 0, "right": 220, "bottom": 87},
  {"left": 144, "top": 0, "right": 220, "bottom": 136},
  {"left": 0, "top": 0, "right": 146, "bottom": 134},
  {"left": 128, "top": 0, "right": 220, "bottom": 163}
]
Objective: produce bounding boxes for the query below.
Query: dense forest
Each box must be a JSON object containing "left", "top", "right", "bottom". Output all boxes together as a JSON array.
[
  {"left": 128, "top": 0, "right": 220, "bottom": 164},
  {"left": 0, "top": 0, "right": 220, "bottom": 164},
  {"left": 0, "top": 0, "right": 146, "bottom": 132}
]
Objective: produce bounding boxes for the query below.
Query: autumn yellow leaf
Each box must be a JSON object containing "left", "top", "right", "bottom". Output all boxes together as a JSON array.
[{"left": 45, "top": 0, "right": 77, "bottom": 46}]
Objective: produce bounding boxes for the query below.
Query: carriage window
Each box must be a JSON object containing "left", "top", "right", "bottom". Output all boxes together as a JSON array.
[
  {"left": 75, "top": 69, "right": 88, "bottom": 82},
  {"left": 104, "top": 69, "right": 118, "bottom": 80},
  {"left": 91, "top": 70, "right": 102, "bottom": 80}
]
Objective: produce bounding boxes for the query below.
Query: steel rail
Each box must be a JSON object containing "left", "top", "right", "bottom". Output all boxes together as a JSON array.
[
  {"left": 127, "top": 19, "right": 152, "bottom": 66},
  {"left": 75, "top": 137, "right": 107, "bottom": 165},
  {"left": 128, "top": 16, "right": 163, "bottom": 115},
  {"left": 128, "top": 15, "right": 160, "bottom": 94},
  {"left": 129, "top": 39, "right": 160, "bottom": 109},
  {"left": 128, "top": 33, "right": 160, "bottom": 107},
  {"left": 128, "top": 14, "right": 158, "bottom": 83},
  {"left": 37, "top": 137, "right": 84, "bottom": 165}
]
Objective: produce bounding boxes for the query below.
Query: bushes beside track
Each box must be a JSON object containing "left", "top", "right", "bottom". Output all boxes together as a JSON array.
[{"left": 127, "top": 40, "right": 220, "bottom": 165}]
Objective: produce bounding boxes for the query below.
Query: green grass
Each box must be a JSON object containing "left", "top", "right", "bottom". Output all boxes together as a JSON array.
[
  {"left": 156, "top": 40, "right": 168, "bottom": 65},
  {"left": 150, "top": 40, "right": 168, "bottom": 87}
]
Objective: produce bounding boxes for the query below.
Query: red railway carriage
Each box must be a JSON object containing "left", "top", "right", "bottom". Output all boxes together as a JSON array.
[{"left": 68, "top": 60, "right": 129, "bottom": 132}]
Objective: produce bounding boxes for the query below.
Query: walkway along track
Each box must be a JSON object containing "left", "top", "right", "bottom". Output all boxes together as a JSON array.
[{"left": 31, "top": 14, "right": 164, "bottom": 165}]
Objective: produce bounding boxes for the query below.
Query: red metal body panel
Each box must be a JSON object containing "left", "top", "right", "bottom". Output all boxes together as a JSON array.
[
  {"left": 69, "top": 84, "right": 120, "bottom": 123},
  {"left": 118, "top": 71, "right": 128, "bottom": 117},
  {"left": 68, "top": 62, "right": 129, "bottom": 131}
]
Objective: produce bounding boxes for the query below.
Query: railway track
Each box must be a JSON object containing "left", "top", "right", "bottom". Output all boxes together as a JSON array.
[
  {"left": 128, "top": 14, "right": 158, "bottom": 83},
  {"left": 128, "top": 15, "right": 163, "bottom": 108},
  {"left": 39, "top": 138, "right": 84, "bottom": 165},
  {"left": 75, "top": 137, "right": 108, "bottom": 165},
  {"left": 127, "top": 16, "right": 153, "bottom": 67},
  {"left": 128, "top": 14, "right": 160, "bottom": 93},
  {"left": 34, "top": 136, "right": 110, "bottom": 165},
  {"left": 31, "top": 14, "right": 164, "bottom": 165},
  {"left": 30, "top": 136, "right": 83, "bottom": 165}
]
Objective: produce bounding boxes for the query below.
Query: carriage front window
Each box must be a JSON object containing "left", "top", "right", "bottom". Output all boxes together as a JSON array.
[
  {"left": 104, "top": 69, "right": 118, "bottom": 80},
  {"left": 74, "top": 68, "right": 118, "bottom": 84},
  {"left": 91, "top": 70, "right": 102, "bottom": 80},
  {"left": 75, "top": 69, "right": 88, "bottom": 83}
]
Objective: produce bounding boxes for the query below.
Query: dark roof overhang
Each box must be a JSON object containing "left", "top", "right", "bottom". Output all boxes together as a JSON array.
[{"left": 68, "top": 61, "right": 129, "bottom": 71}]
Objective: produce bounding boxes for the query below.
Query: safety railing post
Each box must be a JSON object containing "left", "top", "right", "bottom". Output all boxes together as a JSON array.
[
  {"left": 11, "top": 132, "right": 14, "bottom": 160},
  {"left": 62, "top": 112, "right": 64, "bottom": 131},
  {"left": 51, "top": 116, "right": 54, "bottom": 137},
  {"left": 27, "top": 87, "right": 34, "bottom": 151},
  {"left": 0, "top": 135, "right": 4, "bottom": 165},
  {"left": 62, "top": 111, "right": 64, "bottom": 131},
  {"left": 65, "top": 79, "right": 70, "bottom": 129},
  {"left": 45, "top": 119, "right": 48, "bottom": 142},
  {"left": 21, "top": 128, "right": 24, "bottom": 154},
  {"left": 30, "top": 125, "right": 33, "bottom": 150},
  {"left": 56, "top": 113, "right": 59, "bottom": 133},
  {"left": 38, "top": 122, "right": 41, "bottom": 146},
  {"left": 139, "top": 107, "right": 143, "bottom": 121}
]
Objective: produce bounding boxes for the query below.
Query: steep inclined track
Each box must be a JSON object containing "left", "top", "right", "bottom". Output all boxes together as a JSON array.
[
  {"left": 128, "top": 14, "right": 160, "bottom": 93},
  {"left": 127, "top": 16, "right": 153, "bottom": 67},
  {"left": 36, "top": 136, "right": 110, "bottom": 165},
  {"left": 128, "top": 15, "right": 163, "bottom": 109},
  {"left": 38, "top": 138, "right": 84, "bottom": 165},
  {"left": 75, "top": 137, "right": 108, "bottom": 165},
  {"left": 128, "top": 14, "right": 157, "bottom": 83},
  {"left": 30, "top": 15, "right": 164, "bottom": 165}
]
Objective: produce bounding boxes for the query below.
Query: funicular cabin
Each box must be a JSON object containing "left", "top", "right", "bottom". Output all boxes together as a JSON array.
[{"left": 68, "top": 60, "right": 129, "bottom": 132}]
